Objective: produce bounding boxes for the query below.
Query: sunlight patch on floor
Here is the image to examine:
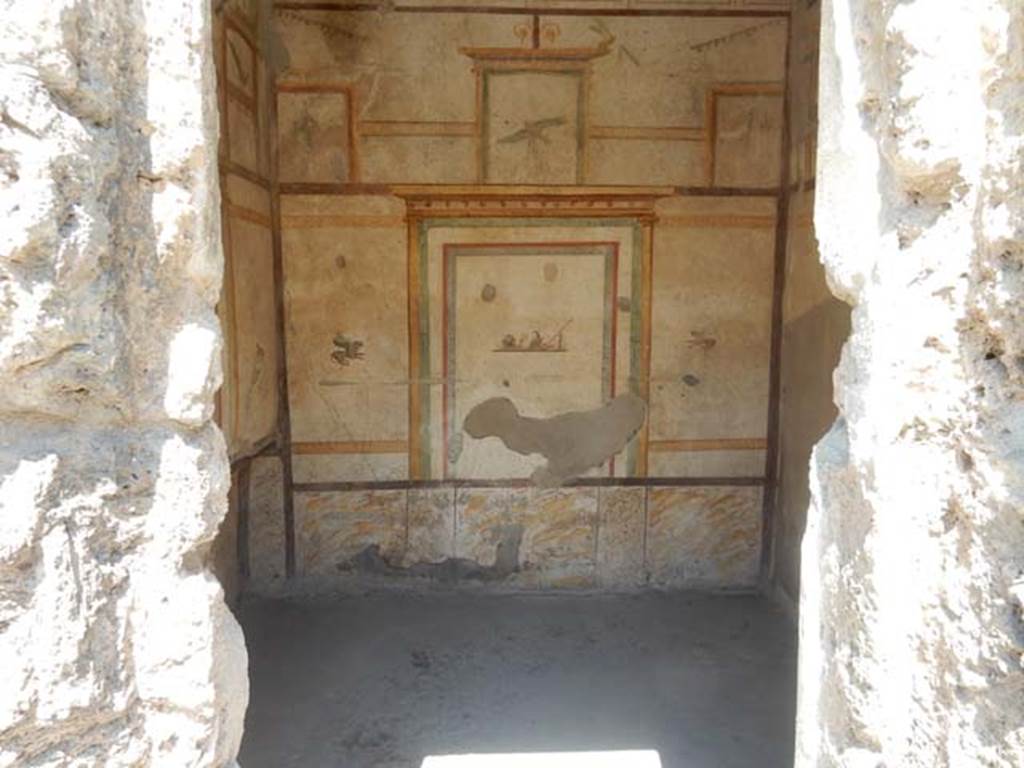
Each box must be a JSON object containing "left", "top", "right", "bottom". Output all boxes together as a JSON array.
[{"left": 422, "top": 750, "right": 662, "bottom": 767}]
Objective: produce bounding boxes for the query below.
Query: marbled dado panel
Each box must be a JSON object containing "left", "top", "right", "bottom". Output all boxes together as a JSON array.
[
  {"left": 294, "top": 487, "right": 455, "bottom": 576},
  {"left": 295, "top": 490, "right": 407, "bottom": 577},
  {"left": 288, "top": 484, "right": 761, "bottom": 589},
  {"left": 454, "top": 487, "right": 598, "bottom": 587},
  {"left": 511, "top": 488, "right": 599, "bottom": 588},
  {"left": 405, "top": 488, "right": 455, "bottom": 566},
  {"left": 454, "top": 488, "right": 517, "bottom": 569},
  {"left": 247, "top": 456, "right": 287, "bottom": 594},
  {"left": 646, "top": 486, "right": 762, "bottom": 588},
  {"left": 596, "top": 487, "right": 646, "bottom": 588}
]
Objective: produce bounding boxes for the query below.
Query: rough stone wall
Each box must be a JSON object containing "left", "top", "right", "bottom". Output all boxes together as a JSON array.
[
  {"left": 0, "top": 1, "right": 247, "bottom": 765},
  {"left": 798, "top": 1, "right": 1024, "bottom": 765}
]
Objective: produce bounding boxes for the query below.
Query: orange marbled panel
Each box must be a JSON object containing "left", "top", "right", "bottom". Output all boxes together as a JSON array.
[
  {"left": 295, "top": 490, "right": 407, "bottom": 577},
  {"left": 247, "top": 456, "right": 287, "bottom": 594},
  {"left": 646, "top": 486, "right": 761, "bottom": 587},
  {"left": 509, "top": 488, "right": 599, "bottom": 588},
  {"left": 453, "top": 488, "right": 515, "bottom": 569},
  {"left": 405, "top": 488, "right": 456, "bottom": 566}
]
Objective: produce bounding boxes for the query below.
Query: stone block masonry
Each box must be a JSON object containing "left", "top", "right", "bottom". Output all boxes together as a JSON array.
[{"left": 0, "top": 1, "right": 246, "bottom": 766}]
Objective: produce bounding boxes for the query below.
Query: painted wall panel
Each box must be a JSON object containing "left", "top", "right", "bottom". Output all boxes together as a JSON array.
[
  {"left": 278, "top": 90, "right": 352, "bottom": 183},
  {"left": 216, "top": 9, "right": 280, "bottom": 461},
  {"left": 273, "top": 6, "right": 787, "bottom": 187},
  {"left": 281, "top": 197, "right": 408, "bottom": 447},
  {"left": 648, "top": 197, "right": 774, "bottom": 476},
  {"left": 227, "top": 217, "right": 279, "bottom": 450}
]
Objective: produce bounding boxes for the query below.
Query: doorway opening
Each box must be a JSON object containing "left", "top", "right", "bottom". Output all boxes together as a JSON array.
[{"left": 209, "top": 1, "right": 842, "bottom": 765}]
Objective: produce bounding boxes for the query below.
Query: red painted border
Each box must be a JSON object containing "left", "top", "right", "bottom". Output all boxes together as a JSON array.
[{"left": 441, "top": 240, "right": 620, "bottom": 480}]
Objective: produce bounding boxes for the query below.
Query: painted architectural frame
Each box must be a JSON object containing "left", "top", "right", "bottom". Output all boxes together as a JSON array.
[{"left": 397, "top": 187, "right": 664, "bottom": 482}]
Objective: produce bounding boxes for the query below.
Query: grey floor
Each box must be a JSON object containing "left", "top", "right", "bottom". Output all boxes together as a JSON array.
[{"left": 237, "top": 592, "right": 796, "bottom": 768}]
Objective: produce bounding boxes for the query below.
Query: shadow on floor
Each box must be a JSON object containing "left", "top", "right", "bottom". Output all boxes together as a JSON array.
[{"left": 237, "top": 592, "right": 796, "bottom": 768}]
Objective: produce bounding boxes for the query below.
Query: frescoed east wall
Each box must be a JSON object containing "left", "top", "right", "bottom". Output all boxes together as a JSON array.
[{"left": 236, "top": 0, "right": 791, "bottom": 593}]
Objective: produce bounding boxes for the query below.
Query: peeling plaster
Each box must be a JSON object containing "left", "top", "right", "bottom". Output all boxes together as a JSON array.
[
  {"left": 340, "top": 525, "right": 524, "bottom": 583},
  {"left": 463, "top": 395, "right": 647, "bottom": 487}
]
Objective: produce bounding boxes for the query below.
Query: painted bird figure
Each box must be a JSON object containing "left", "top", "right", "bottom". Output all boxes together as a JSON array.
[{"left": 497, "top": 116, "right": 567, "bottom": 146}]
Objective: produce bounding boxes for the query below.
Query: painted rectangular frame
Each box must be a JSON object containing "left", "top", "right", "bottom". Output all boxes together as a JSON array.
[
  {"left": 405, "top": 209, "right": 655, "bottom": 481},
  {"left": 276, "top": 81, "right": 360, "bottom": 183},
  {"left": 480, "top": 68, "right": 588, "bottom": 184},
  {"left": 441, "top": 241, "right": 621, "bottom": 479}
]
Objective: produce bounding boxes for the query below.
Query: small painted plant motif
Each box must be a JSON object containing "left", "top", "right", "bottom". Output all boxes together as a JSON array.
[
  {"left": 541, "top": 22, "right": 562, "bottom": 44},
  {"left": 331, "top": 333, "right": 365, "bottom": 366}
]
